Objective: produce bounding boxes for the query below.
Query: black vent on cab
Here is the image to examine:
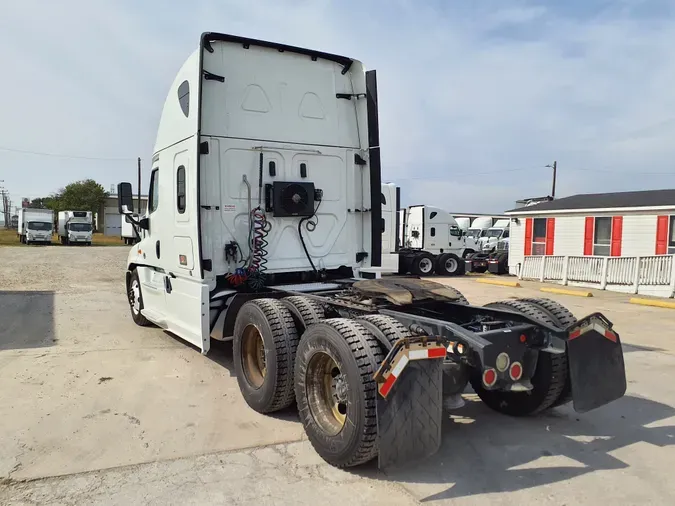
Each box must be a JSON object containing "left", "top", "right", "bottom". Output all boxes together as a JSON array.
[{"left": 267, "top": 181, "right": 315, "bottom": 217}]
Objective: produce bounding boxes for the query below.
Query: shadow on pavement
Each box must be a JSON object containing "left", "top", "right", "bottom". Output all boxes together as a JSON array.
[
  {"left": 375, "top": 393, "right": 675, "bottom": 501},
  {"left": 0, "top": 290, "right": 56, "bottom": 351}
]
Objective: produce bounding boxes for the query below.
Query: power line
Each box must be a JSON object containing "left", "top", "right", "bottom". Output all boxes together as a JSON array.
[{"left": 0, "top": 145, "right": 135, "bottom": 162}]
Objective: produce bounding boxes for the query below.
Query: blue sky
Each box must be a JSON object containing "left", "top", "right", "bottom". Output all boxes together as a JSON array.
[{"left": 1, "top": 0, "right": 674, "bottom": 213}]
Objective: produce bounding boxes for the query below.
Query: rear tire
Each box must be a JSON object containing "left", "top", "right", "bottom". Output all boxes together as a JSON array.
[
  {"left": 282, "top": 296, "right": 325, "bottom": 334},
  {"left": 470, "top": 300, "right": 568, "bottom": 416},
  {"left": 442, "top": 285, "right": 469, "bottom": 305},
  {"left": 295, "top": 319, "right": 383, "bottom": 468},
  {"left": 518, "top": 298, "right": 577, "bottom": 408},
  {"left": 436, "top": 253, "right": 465, "bottom": 276},
  {"left": 355, "top": 314, "right": 412, "bottom": 350},
  {"left": 410, "top": 253, "right": 435, "bottom": 276},
  {"left": 127, "top": 270, "right": 152, "bottom": 327},
  {"left": 233, "top": 299, "right": 299, "bottom": 413}
]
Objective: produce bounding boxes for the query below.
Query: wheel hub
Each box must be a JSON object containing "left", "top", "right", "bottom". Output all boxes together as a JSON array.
[
  {"left": 445, "top": 258, "right": 457, "bottom": 272},
  {"left": 419, "top": 258, "right": 433, "bottom": 273},
  {"left": 306, "top": 352, "right": 348, "bottom": 435},
  {"left": 241, "top": 324, "right": 266, "bottom": 389},
  {"left": 129, "top": 280, "right": 141, "bottom": 313}
]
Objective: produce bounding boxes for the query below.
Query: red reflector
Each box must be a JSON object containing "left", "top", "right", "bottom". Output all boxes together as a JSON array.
[
  {"left": 519, "top": 334, "right": 527, "bottom": 343},
  {"left": 509, "top": 362, "right": 523, "bottom": 381},
  {"left": 483, "top": 368, "right": 497, "bottom": 387},
  {"left": 428, "top": 347, "right": 447, "bottom": 359},
  {"left": 569, "top": 329, "right": 581, "bottom": 340},
  {"left": 604, "top": 329, "right": 617, "bottom": 343},
  {"left": 379, "top": 374, "right": 396, "bottom": 397}
]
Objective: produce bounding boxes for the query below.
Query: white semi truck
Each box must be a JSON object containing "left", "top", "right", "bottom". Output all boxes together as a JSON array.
[
  {"left": 116, "top": 32, "right": 626, "bottom": 471},
  {"left": 57, "top": 211, "right": 93, "bottom": 245},
  {"left": 396, "top": 205, "right": 480, "bottom": 276},
  {"left": 17, "top": 208, "right": 53, "bottom": 245},
  {"left": 479, "top": 218, "right": 510, "bottom": 253}
]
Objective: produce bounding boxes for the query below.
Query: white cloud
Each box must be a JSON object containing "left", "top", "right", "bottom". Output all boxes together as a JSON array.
[{"left": 1, "top": 0, "right": 674, "bottom": 213}]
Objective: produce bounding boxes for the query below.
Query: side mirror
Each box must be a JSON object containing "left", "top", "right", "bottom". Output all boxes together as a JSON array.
[
  {"left": 117, "top": 182, "right": 134, "bottom": 214},
  {"left": 139, "top": 217, "right": 150, "bottom": 231}
]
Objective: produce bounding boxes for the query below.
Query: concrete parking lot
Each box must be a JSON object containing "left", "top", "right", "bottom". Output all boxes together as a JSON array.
[{"left": 1, "top": 247, "right": 675, "bottom": 505}]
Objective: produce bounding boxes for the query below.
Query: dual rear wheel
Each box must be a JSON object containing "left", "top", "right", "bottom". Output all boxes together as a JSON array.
[{"left": 233, "top": 297, "right": 408, "bottom": 468}]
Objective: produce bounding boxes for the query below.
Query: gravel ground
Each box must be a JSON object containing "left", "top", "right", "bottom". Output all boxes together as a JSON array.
[
  {"left": 0, "top": 246, "right": 127, "bottom": 293},
  {"left": 2, "top": 246, "right": 675, "bottom": 505}
]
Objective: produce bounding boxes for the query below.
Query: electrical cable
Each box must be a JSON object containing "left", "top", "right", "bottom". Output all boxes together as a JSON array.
[{"left": 298, "top": 197, "right": 322, "bottom": 275}]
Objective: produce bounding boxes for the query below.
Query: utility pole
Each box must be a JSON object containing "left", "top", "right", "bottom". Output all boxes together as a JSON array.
[
  {"left": 545, "top": 161, "right": 557, "bottom": 198},
  {"left": 137, "top": 157, "right": 141, "bottom": 214}
]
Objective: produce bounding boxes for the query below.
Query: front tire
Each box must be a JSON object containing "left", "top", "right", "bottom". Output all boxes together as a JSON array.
[
  {"left": 127, "top": 270, "right": 152, "bottom": 327},
  {"left": 295, "top": 319, "right": 383, "bottom": 468},
  {"left": 470, "top": 300, "right": 568, "bottom": 416},
  {"left": 233, "top": 299, "right": 299, "bottom": 413}
]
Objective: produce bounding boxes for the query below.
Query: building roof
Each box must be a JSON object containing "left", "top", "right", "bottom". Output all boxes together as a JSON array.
[{"left": 506, "top": 189, "right": 675, "bottom": 215}]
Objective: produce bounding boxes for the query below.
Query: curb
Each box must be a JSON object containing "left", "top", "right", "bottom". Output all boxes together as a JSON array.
[
  {"left": 629, "top": 297, "right": 675, "bottom": 309},
  {"left": 476, "top": 278, "right": 521, "bottom": 288},
  {"left": 540, "top": 287, "right": 593, "bottom": 298}
]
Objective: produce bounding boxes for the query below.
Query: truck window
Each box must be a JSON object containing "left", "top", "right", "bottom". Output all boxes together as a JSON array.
[
  {"left": 381, "top": 193, "right": 386, "bottom": 206},
  {"left": 502, "top": 229, "right": 509, "bottom": 239},
  {"left": 177, "top": 166, "right": 186, "bottom": 214},
  {"left": 430, "top": 227, "right": 436, "bottom": 237},
  {"left": 178, "top": 80, "right": 190, "bottom": 117},
  {"left": 450, "top": 227, "right": 461, "bottom": 237},
  {"left": 149, "top": 169, "right": 160, "bottom": 213}
]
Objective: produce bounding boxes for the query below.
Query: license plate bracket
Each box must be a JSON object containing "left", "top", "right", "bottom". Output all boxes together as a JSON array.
[{"left": 566, "top": 314, "right": 626, "bottom": 413}]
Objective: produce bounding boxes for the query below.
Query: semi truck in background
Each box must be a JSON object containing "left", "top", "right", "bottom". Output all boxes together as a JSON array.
[
  {"left": 397, "top": 205, "right": 480, "bottom": 276},
  {"left": 17, "top": 208, "right": 53, "bottom": 245},
  {"left": 479, "top": 218, "right": 510, "bottom": 253},
  {"left": 57, "top": 211, "right": 93, "bottom": 245}
]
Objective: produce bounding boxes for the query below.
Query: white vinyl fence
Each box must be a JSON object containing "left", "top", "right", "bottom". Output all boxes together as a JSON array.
[{"left": 518, "top": 255, "right": 675, "bottom": 298}]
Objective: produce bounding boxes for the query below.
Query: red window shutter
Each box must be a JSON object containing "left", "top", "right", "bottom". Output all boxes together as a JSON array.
[
  {"left": 656, "top": 215, "right": 669, "bottom": 254},
  {"left": 584, "top": 217, "right": 594, "bottom": 255},
  {"left": 610, "top": 216, "right": 623, "bottom": 256},
  {"left": 545, "top": 218, "right": 555, "bottom": 255},
  {"left": 524, "top": 218, "right": 533, "bottom": 256}
]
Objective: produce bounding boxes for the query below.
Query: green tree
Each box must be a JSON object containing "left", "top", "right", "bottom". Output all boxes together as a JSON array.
[{"left": 56, "top": 179, "right": 108, "bottom": 214}]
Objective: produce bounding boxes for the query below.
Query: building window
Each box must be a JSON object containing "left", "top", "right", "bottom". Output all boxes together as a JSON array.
[
  {"left": 176, "top": 166, "right": 186, "bottom": 214},
  {"left": 532, "top": 218, "right": 547, "bottom": 255},
  {"left": 149, "top": 169, "right": 159, "bottom": 213},
  {"left": 593, "top": 217, "right": 612, "bottom": 256},
  {"left": 178, "top": 80, "right": 190, "bottom": 117}
]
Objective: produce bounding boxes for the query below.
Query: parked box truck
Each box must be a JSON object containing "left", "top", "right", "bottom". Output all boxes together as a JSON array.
[
  {"left": 121, "top": 213, "right": 140, "bottom": 245},
  {"left": 17, "top": 208, "right": 53, "bottom": 245},
  {"left": 57, "top": 211, "right": 93, "bottom": 245}
]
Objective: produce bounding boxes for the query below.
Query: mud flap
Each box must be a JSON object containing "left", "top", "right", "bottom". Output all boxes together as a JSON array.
[
  {"left": 376, "top": 359, "right": 443, "bottom": 469},
  {"left": 567, "top": 314, "right": 627, "bottom": 413}
]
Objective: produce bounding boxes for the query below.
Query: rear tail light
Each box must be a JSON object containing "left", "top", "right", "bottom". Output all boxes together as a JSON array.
[
  {"left": 509, "top": 362, "right": 523, "bottom": 381},
  {"left": 482, "top": 368, "right": 497, "bottom": 387}
]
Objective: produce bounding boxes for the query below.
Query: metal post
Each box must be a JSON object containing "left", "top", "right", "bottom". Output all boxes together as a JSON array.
[
  {"left": 562, "top": 256, "right": 569, "bottom": 286},
  {"left": 137, "top": 157, "right": 142, "bottom": 214},
  {"left": 551, "top": 161, "right": 557, "bottom": 199},
  {"left": 668, "top": 256, "right": 675, "bottom": 298}
]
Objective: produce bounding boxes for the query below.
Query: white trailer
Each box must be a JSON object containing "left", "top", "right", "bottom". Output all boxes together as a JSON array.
[
  {"left": 121, "top": 213, "right": 140, "bottom": 245},
  {"left": 397, "top": 205, "right": 480, "bottom": 276},
  {"left": 57, "top": 211, "right": 93, "bottom": 245},
  {"left": 113, "top": 32, "right": 627, "bottom": 471},
  {"left": 17, "top": 208, "right": 53, "bottom": 245}
]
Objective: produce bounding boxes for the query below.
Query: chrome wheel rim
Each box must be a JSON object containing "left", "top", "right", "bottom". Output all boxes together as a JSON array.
[
  {"left": 306, "top": 352, "right": 347, "bottom": 436},
  {"left": 129, "top": 280, "right": 141, "bottom": 314},
  {"left": 419, "top": 258, "right": 433, "bottom": 273}
]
